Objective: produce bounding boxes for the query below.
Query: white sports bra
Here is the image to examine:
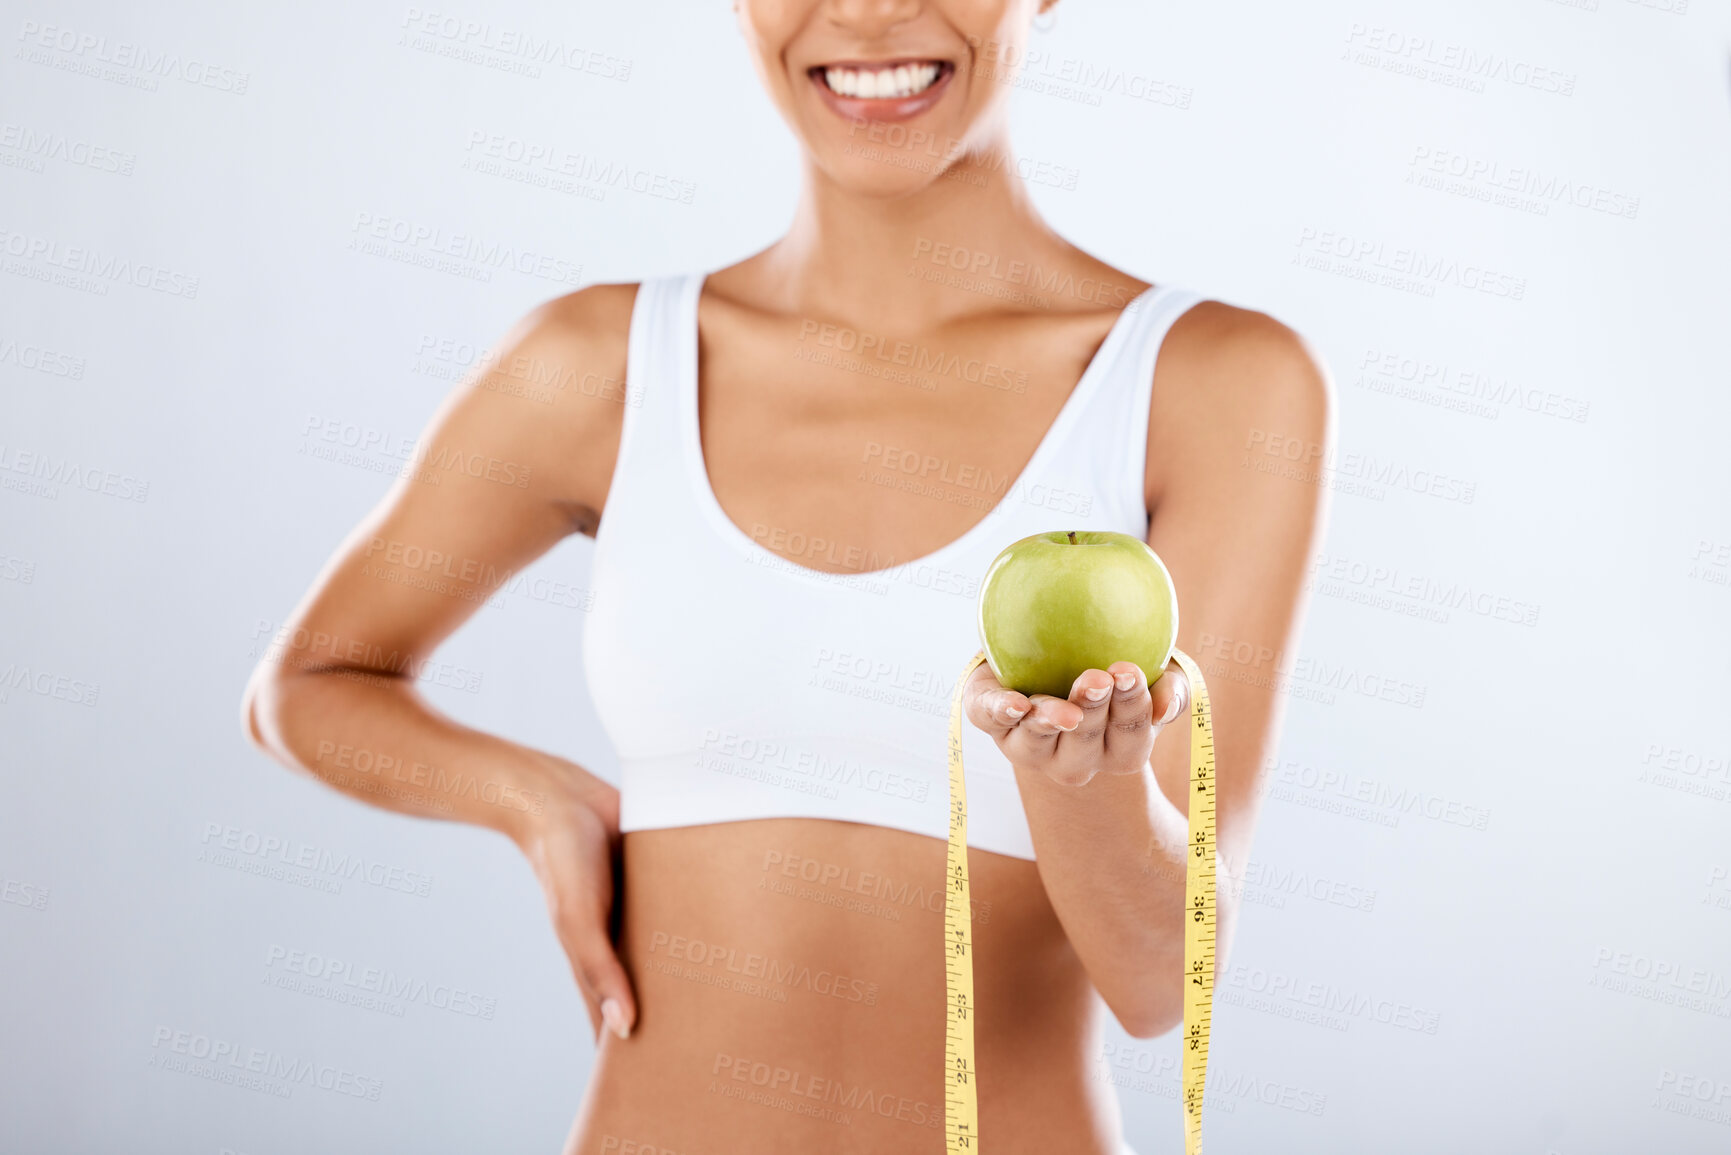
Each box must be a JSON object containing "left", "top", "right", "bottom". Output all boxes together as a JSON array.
[{"left": 583, "top": 272, "right": 1205, "bottom": 861}]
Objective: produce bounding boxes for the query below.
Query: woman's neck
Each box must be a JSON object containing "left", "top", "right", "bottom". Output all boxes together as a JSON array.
[{"left": 744, "top": 134, "right": 1091, "bottom": 329}]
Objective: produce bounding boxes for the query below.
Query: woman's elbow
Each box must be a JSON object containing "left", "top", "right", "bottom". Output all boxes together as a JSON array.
[
  {"left": 240, "top": 662, "right": 287, "bottom": 754},
  {"left": 1104, "top": 984, "right": 1184, "bottom": 1040},
  {"left": 1108, "top": 930, "right": 1238, "bottom": 1038}
]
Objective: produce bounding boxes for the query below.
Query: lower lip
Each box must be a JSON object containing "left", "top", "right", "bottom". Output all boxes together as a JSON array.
[{"left": 810, "top": 65, "right": 954, "bottom": 124}]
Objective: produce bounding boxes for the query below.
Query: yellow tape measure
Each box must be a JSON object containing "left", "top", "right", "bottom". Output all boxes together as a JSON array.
[
  {"left": 1171, "top": 649, "right": 1216, "bottom": 1155},
  {"left": 944, "top": 648, "right": 1217, "bottom": 1155},
  {"left": 943, "top": 652, "right": 987, "bottom": 1152}
]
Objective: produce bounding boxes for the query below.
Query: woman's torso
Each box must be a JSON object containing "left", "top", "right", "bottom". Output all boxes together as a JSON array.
[{"left": 567, "top": 268, "right": 1203, "bottom": 1154}]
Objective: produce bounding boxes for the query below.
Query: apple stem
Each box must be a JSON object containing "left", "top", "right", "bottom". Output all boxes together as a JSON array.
[{"left": 1067, "top": 531, "right": 1077, "bottom": 545}]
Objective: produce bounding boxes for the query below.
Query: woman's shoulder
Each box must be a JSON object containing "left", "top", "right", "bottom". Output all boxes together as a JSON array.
[
  {"left": 496, "top": 279, "right": 650, "bottom": 406},
  {"left": 417, "top": 281, "right": 651, "bottom": 529},
  {"left": 479, "top": 281, "right": 643, "bottom": 423},
  {"left": 530, "top": 280, "right": 642, "bottom": 348},
  {"left": 1164, "top": 298, "right": 1328, "bottom": 396},
  {"left": 1097, "top": 245, "right": 1330, "bottom": 431},
  {"left": 525, "top": 271, "right": 707, "bottom": 357},
  {"left": 1144, "top": 296, "right": 1334, "bottom": 498}
]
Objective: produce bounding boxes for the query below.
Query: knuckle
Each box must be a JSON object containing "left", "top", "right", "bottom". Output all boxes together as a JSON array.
[
  {"left": 552, "top": 894, "right": 582, "bottom": 925},
  {"left": 574, "top": 944, "right": 613, "bottom": 982},
  {"left": 1017, "top": 728, "right": 1060, "bottom": 750},
  {"left": 566, "top": 954, "right": 600, "bottom": 996}
]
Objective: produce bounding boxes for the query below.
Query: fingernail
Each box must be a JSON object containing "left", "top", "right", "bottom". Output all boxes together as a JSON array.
[
  {"left": 1161, "top": 694, "right": 1184, "bottom": 724},
  {"left": 1084, "top": 685, "right": 1110, "bottom": 703},
  {"left": 602, "top": 997, "right": 630, "bottom": 1040},
  {"left": 1113, "top": 672, "right": 1136, "bottom": 691},
  {"left": 1006, "top": 705, "right": 1027, "bottom": 719}
]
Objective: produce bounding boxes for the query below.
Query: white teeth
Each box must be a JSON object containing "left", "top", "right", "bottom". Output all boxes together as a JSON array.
[{"left": 823, "top": 62, "right": 942, "bottom": 99}]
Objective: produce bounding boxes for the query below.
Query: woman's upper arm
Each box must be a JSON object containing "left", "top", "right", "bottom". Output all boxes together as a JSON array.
[
  {"left": 263, "top": 283, "right": 639, "bottom": 686},
  {"left": 1143, "top": 302, "right": 1336, "bottom": 870}
]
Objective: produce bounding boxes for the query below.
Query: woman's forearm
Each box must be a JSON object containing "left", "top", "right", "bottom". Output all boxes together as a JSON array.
[
  {"left": 1014, "top": 762, "right": 1238, "bottom": 1038},
  {"left": 244, "top": 665, "right": 617, "bottom": 846}
]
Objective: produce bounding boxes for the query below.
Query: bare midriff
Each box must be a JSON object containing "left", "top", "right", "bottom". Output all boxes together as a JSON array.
[{"left": 565, "top": 818, "right": 1130, "bottom": 1155}]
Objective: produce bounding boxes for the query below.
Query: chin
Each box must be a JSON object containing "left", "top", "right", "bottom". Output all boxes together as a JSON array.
[
  {"left": 809, "top": 144, "right": 962, "bottom": 199},
  {"left": 793, "top": 58, "right": 983, "bottom": 196}
]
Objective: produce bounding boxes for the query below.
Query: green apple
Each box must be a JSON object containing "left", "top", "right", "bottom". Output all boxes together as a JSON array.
[{"left": 977, "top": 530, "right": 1179, "bottom": 699}]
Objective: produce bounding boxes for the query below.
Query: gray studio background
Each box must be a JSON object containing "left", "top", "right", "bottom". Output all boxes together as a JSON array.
[{"left": 4, "top": 1, "right": 1731, "bottom": 1152}]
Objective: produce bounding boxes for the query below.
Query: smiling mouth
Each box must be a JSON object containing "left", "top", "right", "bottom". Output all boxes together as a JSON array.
[{"left": 813, "top": 60, "right": 952, "bottom": 100}]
